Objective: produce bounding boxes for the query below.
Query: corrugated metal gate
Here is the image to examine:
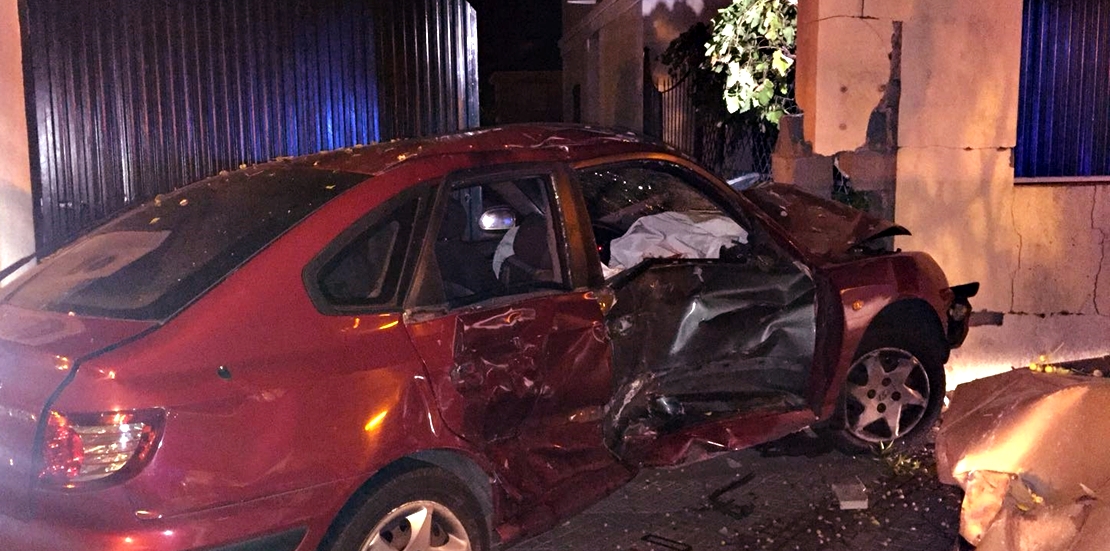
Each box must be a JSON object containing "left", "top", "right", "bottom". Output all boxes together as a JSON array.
[{"left": 20, "top": 0, "right": 478, "bottom": 254}]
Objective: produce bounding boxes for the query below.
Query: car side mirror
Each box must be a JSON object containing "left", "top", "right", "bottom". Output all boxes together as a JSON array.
[{"left": 478, "top": 207, "right": 516, "bottom": 231}]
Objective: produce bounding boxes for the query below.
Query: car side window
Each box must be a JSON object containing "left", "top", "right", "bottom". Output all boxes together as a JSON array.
[
  {"left": 426, "top": 174, "right": 568, "bottom": 306},
  {"left": 319, "top": 221, "right": 401, "bottom": 304},
  {"left": 308, "top": 189, "right": 423, "bottom": 311},
  {"left": 577, "top": 163, "right": 750, "bottom": 276}
]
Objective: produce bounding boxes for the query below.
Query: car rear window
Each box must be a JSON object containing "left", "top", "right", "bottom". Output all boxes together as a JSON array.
[{"left": 3, "top": 165, "right": 366, "bottom": 321}]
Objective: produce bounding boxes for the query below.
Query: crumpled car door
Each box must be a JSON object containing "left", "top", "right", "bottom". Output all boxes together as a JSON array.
[
  {"left": 571, "top": 159, "right": 821, "bottom": 467},
  {"left": 405, "top": 165, "right": 633, "bottom": 538},
  {"left": 603, "top": 257, "right": 820, "bottom": 466}
]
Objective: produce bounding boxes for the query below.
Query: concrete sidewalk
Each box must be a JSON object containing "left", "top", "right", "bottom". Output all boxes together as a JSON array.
[{"left": 513, "top": 434, "right": 962, "bottom": 551}]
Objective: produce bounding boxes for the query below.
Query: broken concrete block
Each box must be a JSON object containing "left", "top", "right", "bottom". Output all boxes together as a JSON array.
[
  {"left": 836, "top": 149, "right": 896, "bottom": 192},
  {"left": 772, "top": 153, "right": 833, "bottom": 197},
  {"left": 773, "top": 114, "right": 813, "bottom": 158},
  {"left": 832, "top": 481, "right": 868, "bottom": 510}
]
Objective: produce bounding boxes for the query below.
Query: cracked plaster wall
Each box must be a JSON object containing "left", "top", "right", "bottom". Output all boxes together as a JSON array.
[
  {"left": 0, "top": 0, "right": 34, "bottom": 284},
  {"left": 800, "top": 0, "right": 1109, "bottom": 382},
  {"left": 893, "top": 0, "right": 1110, "bottom": 378},
  {"left": 797, "top": 0, "right": 906, "bottom": 156}
]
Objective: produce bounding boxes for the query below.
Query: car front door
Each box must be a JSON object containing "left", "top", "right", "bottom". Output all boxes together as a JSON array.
[
  {"left": 403, "top": 165, "right": 632, "bottom": 538},
  {"left": 573, "top": 159, "right": 823, "bottom": 466}
]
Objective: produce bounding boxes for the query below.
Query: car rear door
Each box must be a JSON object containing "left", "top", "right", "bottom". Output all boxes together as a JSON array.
[
  {"left": 403, "top": 165, "right": 632, "bottom": 536},
  {"left": 572, "top": 158, "right": 823, "bottom": 466}
]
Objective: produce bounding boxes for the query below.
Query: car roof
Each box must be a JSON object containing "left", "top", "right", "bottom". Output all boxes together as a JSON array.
[{"left": 289, "top": 124, "right": 677, "bottom": 176}]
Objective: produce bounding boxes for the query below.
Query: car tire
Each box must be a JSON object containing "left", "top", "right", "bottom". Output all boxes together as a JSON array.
[
  {"left": 831, "top": 327, "right": 946, "bottom": 455},
  {"left": 323, "top": 467, "right": 489, "bottom": 551}
]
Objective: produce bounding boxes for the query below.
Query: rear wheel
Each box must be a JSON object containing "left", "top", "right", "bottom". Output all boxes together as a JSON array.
[
  {"left": 325, "top": 467, "right": 488, "bottom": 551},
  {"left": 833, "top": 329, "right": 946, "bottom": 454}
]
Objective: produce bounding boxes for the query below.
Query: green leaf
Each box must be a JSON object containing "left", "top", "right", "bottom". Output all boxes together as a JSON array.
[
  {"left": 725, "top": 94, "right": 741, "bottom": 113},
  {"left": 772, "top": 50, "right": 794, "bottom": 76},
  {"left": 754, "top": 80, "right": 774, "bottom": 106},
  {"left": 738, "top": 67, "right": 756, "bottom": 89},
  {"left": 698, "top": 0, "right": 798, "bottom": 127},
  {"left": 765, "top": 107, "right": 784, "bottom": 124}
]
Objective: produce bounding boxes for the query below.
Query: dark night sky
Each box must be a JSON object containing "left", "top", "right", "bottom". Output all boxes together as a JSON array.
[
  {"left": 469, "top": 0, "right": 563, "bottom": 74},
  {"left": 468, "top": 0, "right": 563, "bottom": 122}
]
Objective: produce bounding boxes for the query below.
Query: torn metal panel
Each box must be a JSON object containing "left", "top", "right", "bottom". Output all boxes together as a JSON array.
[
  {"left": 604, "top": 260, "right": 817, "bottom": 463},
  {"left": 743, "top": 183, "right": 910, "bottom": 261},
  {"left": 936, "top": 369, "right": 1110, "bottom": 550}
]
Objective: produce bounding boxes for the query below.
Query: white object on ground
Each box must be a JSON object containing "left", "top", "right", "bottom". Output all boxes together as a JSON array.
[{"left": 832, "top": 481, "right": 869, "bottom": 510}]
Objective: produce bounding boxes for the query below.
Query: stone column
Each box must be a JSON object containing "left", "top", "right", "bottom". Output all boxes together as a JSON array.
[{"left": 0, "top": 0, "right": 34, "bottom": 284}]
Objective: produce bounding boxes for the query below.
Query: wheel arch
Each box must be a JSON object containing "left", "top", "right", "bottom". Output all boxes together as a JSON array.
[
  {"left": 827, "top": 297, "right": 950, "bottom": 453},
  {"left": 859, "top": 298, "right": 949, "bottom": 364}
]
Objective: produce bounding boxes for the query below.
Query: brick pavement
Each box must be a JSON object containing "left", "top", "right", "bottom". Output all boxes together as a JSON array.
[{"left": 511, "top": 433, "right": 962, "bottom": 551}]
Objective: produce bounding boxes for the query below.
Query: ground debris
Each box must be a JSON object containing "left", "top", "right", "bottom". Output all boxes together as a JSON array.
[
  {"left": 706, "top": 472, "right": 756, "bottom": 521},
  {"left": 832, "top": 480, "right": 868, "bottom": 510},
  {"left": 641, "top": 534, "right": 692, "bottom": 551}
]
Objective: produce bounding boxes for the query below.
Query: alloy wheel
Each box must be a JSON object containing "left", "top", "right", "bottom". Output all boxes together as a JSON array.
[
  {"left": 360, "top": 500, "right": 472, "bottom": 551},
  {"left": 843, "top": 347, "right": 931, "bottom": 443}
]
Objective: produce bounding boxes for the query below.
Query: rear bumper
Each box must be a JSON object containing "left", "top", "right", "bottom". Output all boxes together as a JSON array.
[
  {"left": 0, "top": 478, "right": 351, "bottom": 551},
  {"left": 0, "top": 512, "right": 306, "bottom": 550}
]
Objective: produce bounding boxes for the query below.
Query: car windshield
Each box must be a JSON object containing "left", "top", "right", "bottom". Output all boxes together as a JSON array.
[{"left": 2, "top": 165, "right": 366, "bottom": 321}]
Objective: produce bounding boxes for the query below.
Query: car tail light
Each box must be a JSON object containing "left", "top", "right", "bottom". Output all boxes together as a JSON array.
[{"left": 38, "top": 409, "right": 165, "bottom": 488}]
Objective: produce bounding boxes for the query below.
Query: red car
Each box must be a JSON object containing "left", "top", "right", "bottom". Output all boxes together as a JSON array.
[{"left": 0, "top": 125, "right": 973, "bottom": 551}]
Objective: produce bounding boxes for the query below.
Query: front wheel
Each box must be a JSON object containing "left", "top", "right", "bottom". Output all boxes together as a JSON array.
[
  {"left": 833, "top": 331, "right": 946, "bottom": 454},
  {"left": 324, "top": 467, "right": 488, "bottom": 551}
]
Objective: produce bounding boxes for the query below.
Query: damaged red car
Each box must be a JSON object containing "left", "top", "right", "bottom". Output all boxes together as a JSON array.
[{"left": 0, "top": 125, "right": 974, "bottom": 551}]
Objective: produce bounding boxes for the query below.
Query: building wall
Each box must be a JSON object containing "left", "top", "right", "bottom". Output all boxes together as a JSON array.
[
  {"left": 562, "top": 0, "right": 733, "bottom": 131},
  {"left": 600, "top": 2, "right": 644, "bottom": 130},
  {"left": 561, "top": 0, "right": 644, "bottom": 130},
  {"left": 0, "top": 0, "right": 33, "bottom": 283},
  {"left": 799, "top": 0, "right": 1110, "bottom": 385},
  {"left": 11, "top": 0, "right": 478, "bottom": 256},
  {"left": 796, "top": 0, "right": 902, "bottom": 155}
]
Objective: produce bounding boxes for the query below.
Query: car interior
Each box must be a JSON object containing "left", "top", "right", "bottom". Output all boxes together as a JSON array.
[
  {"left": 576, "top": 162, "right": 819, "bottom": 456},
  {"left": 433, "top": 175, "right": 566, "bottom": 306}
]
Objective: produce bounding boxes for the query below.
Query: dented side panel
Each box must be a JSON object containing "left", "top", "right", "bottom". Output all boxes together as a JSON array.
[
  {"left": 604, "top": 260, "right": 818, "bottom": 464},
  {"left": 408, "top": 297, "right": 553, "bottom": 443},
  {"left": 406, "top": 291, "right": 626, "bottom": 541}
]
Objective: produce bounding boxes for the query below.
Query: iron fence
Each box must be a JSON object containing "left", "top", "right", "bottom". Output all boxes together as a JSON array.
[{"left": 648, "top": 74, "right": 776, "bottom": 181}]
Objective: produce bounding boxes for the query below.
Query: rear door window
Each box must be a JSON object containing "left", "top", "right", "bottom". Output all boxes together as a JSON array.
[
  {"left": 413, "top": 172, "right": 569, "bottom": 308},
  {"left": 307, "top": 187, "right": 425, "bottom": 312}
]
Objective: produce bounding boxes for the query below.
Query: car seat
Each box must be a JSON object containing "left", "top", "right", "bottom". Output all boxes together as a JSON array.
[{"left": 498, "top": 213, "right": 554, "bottom": 285}]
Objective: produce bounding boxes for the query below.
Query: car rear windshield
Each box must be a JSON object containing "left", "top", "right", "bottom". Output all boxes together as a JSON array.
[{"left": 3, "top": 165, "right": 367, "bottom": 321}]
